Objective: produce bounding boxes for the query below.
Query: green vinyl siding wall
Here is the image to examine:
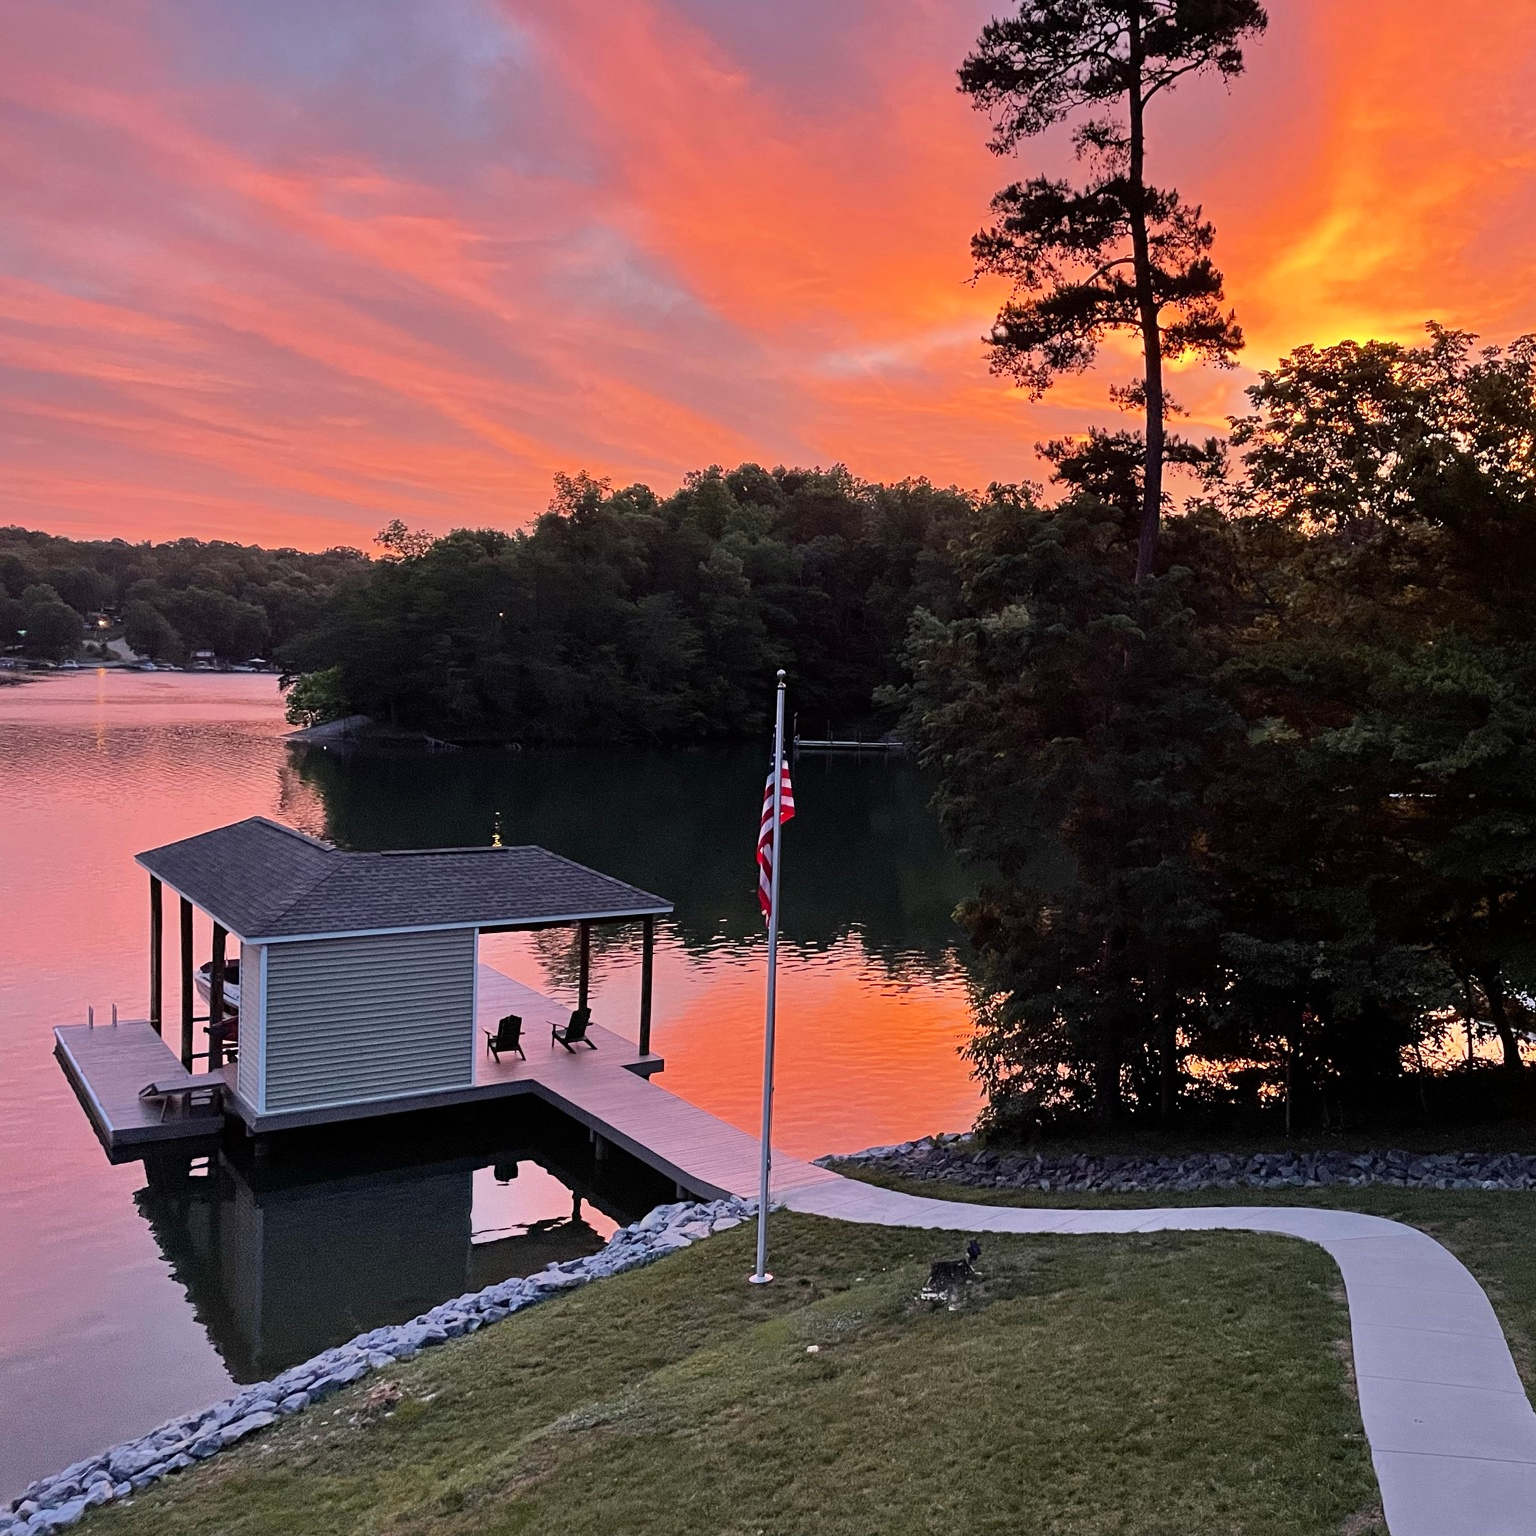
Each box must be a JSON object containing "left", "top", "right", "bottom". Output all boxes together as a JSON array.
[{"left": 262, "top": 929, "right": 475, "bottom": 1113}]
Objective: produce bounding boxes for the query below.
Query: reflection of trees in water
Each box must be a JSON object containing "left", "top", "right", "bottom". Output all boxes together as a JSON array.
[
  {"left": 274, "top": 759, "right": 328, "bottom": 841},
  {"left": 529, "top": 923, "right": 972, "bottom": 1001},
  {"left": 287, "top": 743, "right": 978, "bottom": 979},
  {"left": 528, "top": 921, "right": 641, "bottom": 994}
]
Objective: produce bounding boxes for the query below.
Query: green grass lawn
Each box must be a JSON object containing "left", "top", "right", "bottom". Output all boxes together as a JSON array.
[
  {"left": 850, "top": 1170, "right": 1536, "bottom": 1393},
  {"left": 83, "top": 1213, "right": 1384, "bottom": 1536}
]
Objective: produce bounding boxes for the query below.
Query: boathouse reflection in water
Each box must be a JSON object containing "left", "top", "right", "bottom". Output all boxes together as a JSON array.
[{"left": 133, "top": 1105, "right": 671, "bottom": 1381}]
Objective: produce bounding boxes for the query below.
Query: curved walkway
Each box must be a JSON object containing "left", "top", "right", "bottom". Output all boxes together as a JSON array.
[{"left": 780, "top": 1172, "right": 1536, "bottom": 1536}]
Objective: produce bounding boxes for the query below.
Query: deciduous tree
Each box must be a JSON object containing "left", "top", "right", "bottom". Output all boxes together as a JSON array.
[{"left": 123, "top": 599, "right": 182, "bottom": 662}]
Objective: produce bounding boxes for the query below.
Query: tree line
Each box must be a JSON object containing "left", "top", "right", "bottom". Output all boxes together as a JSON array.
[
  {"left": 0, "top": 528, "right": 368, "bottom": 662},
  {"left": 10, "top": 332, "right": 1534, "bottom": 1132},
  {"left": 896, "top": 327, "right": 1536, "bottom": 1130},
  {"left": 279, "top": 468, "right": 972, "bottom": 742}
]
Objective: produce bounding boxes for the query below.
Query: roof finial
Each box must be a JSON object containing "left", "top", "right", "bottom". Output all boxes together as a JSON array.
[{"left": 491, "top": 811, "right": 503, "bottom": 849}]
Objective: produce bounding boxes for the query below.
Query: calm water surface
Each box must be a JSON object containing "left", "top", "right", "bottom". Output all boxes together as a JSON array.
[{"left": 0, "top": 671, "right": 980, "bottom": 1497}]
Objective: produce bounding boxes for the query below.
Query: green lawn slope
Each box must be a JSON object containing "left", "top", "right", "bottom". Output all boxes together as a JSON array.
[
  {"left": 851, "top": 1174, "right": 1536, "bottom": 1396},
  {"left": 81, "top": 1214, "right": 1382, "bottom": 1536}
]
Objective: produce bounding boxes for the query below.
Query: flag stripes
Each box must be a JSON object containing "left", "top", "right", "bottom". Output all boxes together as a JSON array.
[{"left": 756, "top": 757, "right": 795, "bottom": 922}]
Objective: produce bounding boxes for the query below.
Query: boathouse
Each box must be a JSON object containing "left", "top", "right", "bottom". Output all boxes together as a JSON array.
[
  {"left": 59, "top": 816, "right": 835, "bottom": 1204},
  {"left": 134, "top": 817, "right": 671, "bottom": 1128}
]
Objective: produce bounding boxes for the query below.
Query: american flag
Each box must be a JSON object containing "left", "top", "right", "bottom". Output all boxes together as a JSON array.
[{"left": 756, "top": 756, "right": 795, "bottom": 923}]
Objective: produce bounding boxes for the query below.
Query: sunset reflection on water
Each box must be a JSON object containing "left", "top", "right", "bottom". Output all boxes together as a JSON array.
[
  {"left": 0, "top": 671, "right": 981, "bottom": 1155},
  {"left": 0, "top": 670, "right": 979, "bottom": 1497}
]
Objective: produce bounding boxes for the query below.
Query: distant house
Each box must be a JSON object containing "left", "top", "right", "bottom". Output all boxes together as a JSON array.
[{"left": 192, "top": 650, "right": 217, "bottom": 668}]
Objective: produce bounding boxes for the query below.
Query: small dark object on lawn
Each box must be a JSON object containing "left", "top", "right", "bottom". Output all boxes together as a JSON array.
[
  {"left": 922, "top": 1258, "right": 975, "bottom": 1301},
  {"left": 967, "top": 1238, "right": 982, "bottom": 1264}
]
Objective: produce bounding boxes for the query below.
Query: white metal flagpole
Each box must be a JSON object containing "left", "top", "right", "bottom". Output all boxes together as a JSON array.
[{"left": 750, "top": 669, "right": 787, "bottom": 1284}]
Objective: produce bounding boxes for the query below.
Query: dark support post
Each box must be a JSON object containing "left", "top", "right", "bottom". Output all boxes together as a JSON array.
[
  {"left": 639, "top": 914, "right": 655, "bottom": 1057},
  {"left": 149, "top": 876, "right": 163, "bottom": 1036},
  {"left": 578, "top": 921, "right": 590, "bottom": 1013},
  {"left": 179, "top": 897, "right": 194, "bottom": 1070},
  {"left": 208, "top": 924, "right": 226, "bottom": 1070}
]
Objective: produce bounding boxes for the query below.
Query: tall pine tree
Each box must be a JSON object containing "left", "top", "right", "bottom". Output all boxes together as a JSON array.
[{"left": 960, "top": 0, "right": 1266, "bottom": 580}]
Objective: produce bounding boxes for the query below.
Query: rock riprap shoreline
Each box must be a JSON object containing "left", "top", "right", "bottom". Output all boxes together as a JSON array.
[
  {"left": 3, "top": 1197, "right": 752, "bottom": 1535},
  {"left": 823, "top": 1135, "right": 1536, "bottom": 1192}
]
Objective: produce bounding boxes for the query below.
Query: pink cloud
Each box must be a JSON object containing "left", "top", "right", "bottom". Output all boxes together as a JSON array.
[{"left": 0, "top": 0, "right": 1531, "bottom": 547}]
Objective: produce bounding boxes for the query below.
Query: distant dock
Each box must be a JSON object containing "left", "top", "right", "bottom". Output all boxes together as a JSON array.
[{"left": 792, "top": 735, "right": 905, "bottom": 753}]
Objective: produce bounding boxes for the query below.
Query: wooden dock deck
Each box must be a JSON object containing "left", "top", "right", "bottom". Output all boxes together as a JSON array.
[
  {"left": 54, "top": 1021, "right": 230, "bottom": 1152},
  {"left": 56, "top": 965, "right": 840, "bottom": 1202}
]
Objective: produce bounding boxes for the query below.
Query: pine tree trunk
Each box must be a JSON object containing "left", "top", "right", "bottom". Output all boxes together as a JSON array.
[
  {"left": 1480, "top": 968, "right": 1524, "bottom": 1073},
  {"left": 1094, "top": 1050, "right": 1120, "bottom": 1124},
  {"left": 1126, "top": 3, "right": 1164, "bottom": 585},
  {"left": 1094, "top": 990, "right": 1121, "bottom": 1124},
  {"left": 1158, "top": 994, "right": 1177, "bottom": 1120}
]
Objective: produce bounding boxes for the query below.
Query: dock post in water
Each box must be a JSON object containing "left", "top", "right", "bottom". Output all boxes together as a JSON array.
[
  {"left": 179, "top": 896, "right": 194, "bottom": 1070},
  {"left": 149, "top": 876, "right": 163, "bottom": 1036},
  {"left": 639, "top": 914, "right": 655, "bottom": 1056},
  {"left": 208, "top": 923, "right": 226, "bottom": 1070},
  {"left": 578, "top": 920, "right": 590, "bottom": 1013}
]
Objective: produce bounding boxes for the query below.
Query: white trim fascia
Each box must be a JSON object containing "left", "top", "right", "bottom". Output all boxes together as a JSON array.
[
  {"left": 257, "top": 944, "right": 269, "bottom": 1114},
  {"left": 251, "top": 906, "right": 672, "bottom": 945},
  {"left": 133, "top": 861, "right": 252, "bottom": 945}
]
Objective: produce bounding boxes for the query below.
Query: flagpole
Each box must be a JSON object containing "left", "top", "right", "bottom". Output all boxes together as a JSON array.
[{"left": 750, "top": 668, "right": 787, "bottom": 1285}]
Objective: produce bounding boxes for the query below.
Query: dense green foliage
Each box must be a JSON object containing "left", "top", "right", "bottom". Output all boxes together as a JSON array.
[
  {"left": 281, "top": 468, "right": 971, "bottom": 743},
  {"left": 896, "top": 327, "right": 1536, "bottom": 1131},
  {"left": 10, "top": 344, "right": 1536, "bottom": 1135},
  {"left": 0, "top": 527, "right": 368, "bottom": 662}
]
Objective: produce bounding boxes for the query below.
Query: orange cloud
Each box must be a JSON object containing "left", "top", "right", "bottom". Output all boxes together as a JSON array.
[
  {"left": 1225, "top": 0, "right": 1536, "bottom": 351},
  {"left": 0, "top": 0, "right": 1531, "bottom": 546}
]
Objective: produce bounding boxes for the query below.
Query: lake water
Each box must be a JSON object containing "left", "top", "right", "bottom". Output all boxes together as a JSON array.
[{"left": 0, "top": 671, "right": 981, "bottom": 1498}]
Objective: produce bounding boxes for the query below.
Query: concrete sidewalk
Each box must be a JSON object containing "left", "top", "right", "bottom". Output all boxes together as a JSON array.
[{"left": 780, "top": 1173, "right": 1536, "bottom": 1536}]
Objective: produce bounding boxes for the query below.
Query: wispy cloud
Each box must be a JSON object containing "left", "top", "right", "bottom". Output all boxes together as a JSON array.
[{"left": 0, "top": 0, "right": 1532, "bottom": 545}]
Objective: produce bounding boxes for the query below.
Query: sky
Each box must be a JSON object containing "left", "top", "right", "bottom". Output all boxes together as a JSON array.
[{"left": 1, "top": 0, "right": 1534, "bottom": 551}]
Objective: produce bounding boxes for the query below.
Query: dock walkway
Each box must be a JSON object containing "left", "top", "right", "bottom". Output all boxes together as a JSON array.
[
  {"left": 471, "top": 967, "right": 838, "bottom": 1201},
  {"left": 54, "top": 1019, "right": 229, "bottom": 1151},
  {"left": 56, "top": 965, "right": 841, "bottom": 1203}
]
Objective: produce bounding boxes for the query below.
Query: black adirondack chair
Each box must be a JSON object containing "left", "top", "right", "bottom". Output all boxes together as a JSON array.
[
  {"left": 551, "top": 1007, "right": 596, "bottom": 1051},
  {"left": 484, "top": 1013, "right": 525, "bottom": 1061}
]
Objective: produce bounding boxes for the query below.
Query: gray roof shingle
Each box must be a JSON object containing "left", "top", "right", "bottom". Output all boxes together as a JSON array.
[{"left": 136, "top": 817, "right": 672, "bottom": 940}]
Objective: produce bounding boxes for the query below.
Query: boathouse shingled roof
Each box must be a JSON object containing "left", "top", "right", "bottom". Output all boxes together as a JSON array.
[{"left": 136, "top": 817, "right": 672, "bottom": 941}]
